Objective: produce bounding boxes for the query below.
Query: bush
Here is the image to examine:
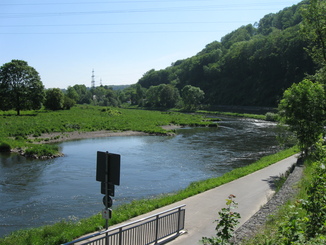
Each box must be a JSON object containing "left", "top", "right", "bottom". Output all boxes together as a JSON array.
[
  {"left": 265, "top": 112, "right": 278, "bottom": 121},
  {"left": 0, "top": 142, "right": 11, "bottom": 152}
]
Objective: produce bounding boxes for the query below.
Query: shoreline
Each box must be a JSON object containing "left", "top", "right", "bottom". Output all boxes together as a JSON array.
[
  {"left": 8, "top": 125, "right": 184, "bottom": 159},
  {"left": 29, "top": 125, "right": 183, "bottom": 144}
]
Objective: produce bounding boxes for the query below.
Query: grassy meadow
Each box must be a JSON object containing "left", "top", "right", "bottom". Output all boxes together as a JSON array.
[{"left": 0, "top": 105, "right": 211, "bottom": 156}]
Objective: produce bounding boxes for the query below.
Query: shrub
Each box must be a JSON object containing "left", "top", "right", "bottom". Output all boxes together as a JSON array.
[
  {"left": 265, "top": 112, "right": 278, "bottom": 121},
  {"left": 0, "top": 142, "right": 11, "bottom": 152}
]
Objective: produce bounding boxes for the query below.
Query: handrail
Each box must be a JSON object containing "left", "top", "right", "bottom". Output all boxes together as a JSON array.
[
  {"left": 101, "top": 204, "right": 186, "bottom": 233},
  {"left": 63, "top": 204, "right": 186, "bottom": 245}
]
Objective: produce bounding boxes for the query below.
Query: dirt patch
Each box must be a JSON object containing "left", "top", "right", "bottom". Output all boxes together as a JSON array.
[
  {"left": 28, "top": 130, "right": 151, "bottom": 144},
  {"left": 28, "top": 125, "right": 183, "bottom": 144}
]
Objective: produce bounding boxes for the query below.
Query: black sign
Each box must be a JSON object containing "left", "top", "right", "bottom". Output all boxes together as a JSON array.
[
  {"left": 101, "top": 182, "right": 115, "bottom": 196},
  {"left": 96, "top": 151, "right": 120, "bottom": 185},
  {"left": 103, "top": 195, "right": 113, "bottom": 208}
]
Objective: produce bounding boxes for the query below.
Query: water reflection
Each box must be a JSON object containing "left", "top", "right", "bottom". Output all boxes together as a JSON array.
[{"left": 0, "top": 116, "right": 279, "bottom": 237}]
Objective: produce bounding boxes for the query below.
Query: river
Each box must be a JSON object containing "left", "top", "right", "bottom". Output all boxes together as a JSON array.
[{"left": 0, "top": 116, "right": 279, "bottom": 237}]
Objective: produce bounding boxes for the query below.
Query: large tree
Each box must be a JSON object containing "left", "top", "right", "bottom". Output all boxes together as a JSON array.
[
  {"left": 301, "top": 0, "right": 326, "bottom": 66},
  {"left": 278, "top": 79, "right": 326, "bottom": 155},
  {"left": 0, "top": 60, "right": 44, "bottom": 115},
  {"left": 181, "top": 85, "right": 205, "bottom": 111},
  {"left": 44, "top": 88, "right": 64, "bottom": 110}
]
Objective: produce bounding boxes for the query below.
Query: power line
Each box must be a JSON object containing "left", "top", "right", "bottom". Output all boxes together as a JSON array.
[
  {"left": 0, "top": 2, "right": 299, "bottom": 18},
  {"left": 0, "top": 1, "right": 298, "bottom": 6},
  {"left": 0, "top": 30, "right": 230, "bottom": 35},
  {"left": 0, "top": 20, "right": 255, "bottom": 28}
]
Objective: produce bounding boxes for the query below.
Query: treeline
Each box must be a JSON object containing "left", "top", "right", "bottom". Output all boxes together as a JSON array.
[
  {"left": 0, "top": 0, "right": 320, "bottom": 115},
  {"left": 136, "top": 0, "right": 316, "bottom": 107}
]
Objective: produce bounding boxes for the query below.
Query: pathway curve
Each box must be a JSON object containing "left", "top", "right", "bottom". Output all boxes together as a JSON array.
[
  {"left": 165, "top": 154, "right": 298, "bottom": 244},
  {"left": 73, "top": 154, "right": 298, "bottom": 244}
]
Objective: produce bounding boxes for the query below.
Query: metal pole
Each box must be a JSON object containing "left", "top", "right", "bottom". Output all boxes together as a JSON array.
[{"left": 105, "top": 151, "right": 109, "bottom": 245}]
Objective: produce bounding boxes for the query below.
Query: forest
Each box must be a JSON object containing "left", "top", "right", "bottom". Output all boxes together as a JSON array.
[{"left": 136, "top": 0, "right": 316, "bottom": 108}]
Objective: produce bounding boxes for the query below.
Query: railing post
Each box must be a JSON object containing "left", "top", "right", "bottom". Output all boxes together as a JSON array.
[
  {"left": 155, "top": 214, "right": 159, "bottom": 244},
  {"left": 119, "top": 227, "right": 123, "bottom": 245},
  {"left": 177, "top": 207, "right": 181, "bottom": 234}
]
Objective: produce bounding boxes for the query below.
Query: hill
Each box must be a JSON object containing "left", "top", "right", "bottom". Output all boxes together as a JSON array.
[{"left": 136, "top": 0, "right": 315, "bottom": 107}]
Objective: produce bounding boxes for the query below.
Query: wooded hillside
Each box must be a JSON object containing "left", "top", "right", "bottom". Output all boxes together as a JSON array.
[{"left": 137, "top": 0, "right": 316, "bottom": 107}]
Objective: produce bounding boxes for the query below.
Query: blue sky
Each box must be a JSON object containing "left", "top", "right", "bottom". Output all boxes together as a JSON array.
[{"left": 0, "top": 0, "right": 302, "bottom": 89}]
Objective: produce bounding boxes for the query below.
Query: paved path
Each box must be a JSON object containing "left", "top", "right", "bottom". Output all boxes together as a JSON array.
[
  {"left": 74, "top": 154, "right": 298, "bottom": 245},
  {"left": 166, "top": 154, "right": 298, "bottom": 244}
]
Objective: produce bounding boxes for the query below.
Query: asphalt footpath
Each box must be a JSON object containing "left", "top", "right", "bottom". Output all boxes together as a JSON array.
[
  {"left": 166, "top": 154, "right": 298, "bottom": 244},
  {"left": 73, "top": 154, "right": 298, "bottom": 245}
]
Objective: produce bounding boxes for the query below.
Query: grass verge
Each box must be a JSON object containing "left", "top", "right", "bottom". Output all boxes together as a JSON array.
[{"left": 0, "top": 146, "right": 299, "bottom": 245}]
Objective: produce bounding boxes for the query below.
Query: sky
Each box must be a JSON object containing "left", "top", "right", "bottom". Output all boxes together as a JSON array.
[{"left": 0, "top": 0, "right": 302, "bottom": 89}]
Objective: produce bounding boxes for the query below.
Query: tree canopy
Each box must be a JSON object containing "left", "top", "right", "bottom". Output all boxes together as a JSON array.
[
  {"left": 136, "top": 0, "right": 315, "bottom": 107},
  {"left": 278, "top": 79, "right": 326, "bottom": 155},
  {"left": 44, "top": 88, "right": 64, "bottom": 110},
  {"left": 0, "top": 60, "right": 44, "bottom": 115}
]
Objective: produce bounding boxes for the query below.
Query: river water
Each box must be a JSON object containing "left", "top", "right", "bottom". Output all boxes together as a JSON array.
[{"left": 0, "top": 116, "right": 279, "bottom": 237}]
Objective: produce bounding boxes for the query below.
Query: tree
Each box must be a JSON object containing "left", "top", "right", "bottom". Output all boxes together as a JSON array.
[
  {"left": 181, "top": 85, "right": 204, "bottom": 111},
  {"left": 301, "top": 0, "right": 326, "bottom": 66},
  {"left": 159, "top": 84, "right": 180, "bottom": 108},
  {"left": 63, "top": 95, "right": 75, "bottom": 110},
  {"left": 44, "top": 88, "right": 64, "bottom": 110},
  {"left": 66, "top": 86, "right": 79, "bottom": 102},
  {"left": 0, "top": 60, "right": 44, "bottom": 115},
  {"left": 72, "top": 84, "right": 92, "bottom": 104},
  {"left": 278, "top": 79, "right": 326, "bottom": 155}
]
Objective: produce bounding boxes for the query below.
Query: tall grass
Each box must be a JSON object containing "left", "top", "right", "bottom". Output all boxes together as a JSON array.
[{"left": 0, "top": 146, "right": 299, "bottom": 245}]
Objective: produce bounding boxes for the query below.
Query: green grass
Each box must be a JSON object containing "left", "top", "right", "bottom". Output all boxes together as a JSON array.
[
  {"left": 0, "top": 105, "right": 211, "bottom": 156},
  {"left": 0, "top": 146, "right": 299, "bottom": 245}
]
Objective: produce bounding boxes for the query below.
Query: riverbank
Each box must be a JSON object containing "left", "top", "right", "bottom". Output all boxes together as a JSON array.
[
  {"left": 27, "top": 125, "right": 183, "bottom": 144},
  {"left": 1, "top": 106, "right": 210, "bottom": 158}
]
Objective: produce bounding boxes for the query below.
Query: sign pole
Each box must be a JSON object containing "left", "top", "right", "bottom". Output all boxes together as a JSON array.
[
  {"left": 96, "top": 150, "right": 120, "bottom": 245},
  {"left": 105, "top": 151, "right": 109, "bottom": 245}
]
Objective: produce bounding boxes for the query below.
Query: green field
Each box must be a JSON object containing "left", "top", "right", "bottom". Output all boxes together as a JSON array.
[{"left": 0, "top": 105, "right": 212, "bottom": 156}]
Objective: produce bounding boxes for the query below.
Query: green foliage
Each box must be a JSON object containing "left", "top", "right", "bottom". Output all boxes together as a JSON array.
[
  {"left": 71, "top": 84, "right": 92, "bottom": 104},
  {"left": 0, "top": 141, "right": 11, "bottom": 152},
  {"left": 44, "top": 88, "right": 64, "bottom": 110},
  {"left": 303, "top": 162, "right": 326, "bottom": 237},
  {"left": 136, "top": 1, "right": 314, "bottom": 107},
  {"left": 301, "top": 0, "right": 326, "bottom": 66},
  {"left": 181, "top": 85, "right": 205, "bottom": 111},
  {"left": 145, "top": 84, "right": 180, "bottom": 108},
  {"left": 278, "top": 79, "right": 326, "bottom": 155},
  {"left": 25, "top": 145, "right": 59, "bottom": 158},
  {"left": 63, "top": 95, "right": 75, "bottom": 110},
  {"left": 265, "top": 112, "right": 278, "bottom": 122},
  {"left": 0, "top": 60, "right": 45, "bottom": 115},
  {"left": 0, "top": 106, "right": 210, "bottom": 155},
  {"left": 201, "top": 194, "right": 241, "bottom": 245}
]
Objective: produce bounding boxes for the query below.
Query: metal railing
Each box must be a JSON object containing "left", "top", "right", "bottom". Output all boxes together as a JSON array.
[{"left": 64, "top": 205, "right": 186, "bottom": 245}]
